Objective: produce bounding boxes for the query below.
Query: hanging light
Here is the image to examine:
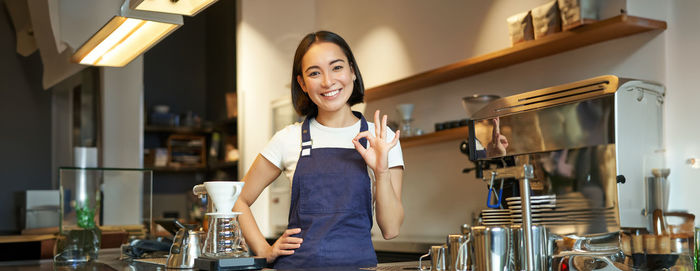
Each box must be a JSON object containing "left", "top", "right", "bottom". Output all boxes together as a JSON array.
[
  {"left": 71, "top": 1, "right": 183, "bottom": 67},
  {"left": 129, "top": 0, "right": 218, "bottom": 16}
]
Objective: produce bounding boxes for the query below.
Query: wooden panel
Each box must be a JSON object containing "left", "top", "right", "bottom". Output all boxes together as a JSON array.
[
  {"left": 145, "top": 125, "right": 213, "bottom": 134},
  {"left": 401, "top": 126, "right": 468, "bottom": 148},
  {"left": 365, "top": 15, "right": 667, "bottom": 101}
]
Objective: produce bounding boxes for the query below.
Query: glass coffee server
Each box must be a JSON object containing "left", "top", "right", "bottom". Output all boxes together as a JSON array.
[{"left": 55, "top": 167, "right": 152, "bottom": 265}]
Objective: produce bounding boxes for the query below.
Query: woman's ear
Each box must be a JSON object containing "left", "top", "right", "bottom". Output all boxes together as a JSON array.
[{"left": 297, "top": 75, "right": 307, "bottom": 93}]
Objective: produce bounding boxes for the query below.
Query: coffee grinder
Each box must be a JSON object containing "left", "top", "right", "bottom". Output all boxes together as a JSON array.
[{"left": 192, "top": 181, "right": 266, "bottom": 270}]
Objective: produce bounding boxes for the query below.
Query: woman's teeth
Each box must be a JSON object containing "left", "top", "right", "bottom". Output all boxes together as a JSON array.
[{"left": 322, "top": 89, "right": 340, "bottom": 97}]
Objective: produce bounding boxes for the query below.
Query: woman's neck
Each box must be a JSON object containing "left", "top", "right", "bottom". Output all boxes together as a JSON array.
[{"left": 315, "top": 106, "right": 358, "bottom": 128}]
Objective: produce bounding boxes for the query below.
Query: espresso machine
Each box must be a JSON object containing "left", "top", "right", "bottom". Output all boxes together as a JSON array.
[{"left": 463, "top": 75, "right": 694, "bottom": 270}]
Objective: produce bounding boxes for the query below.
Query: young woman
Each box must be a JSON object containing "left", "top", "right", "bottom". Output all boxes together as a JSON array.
[{"left": 233, "top": 30, "right": 404, "bottom": 268}]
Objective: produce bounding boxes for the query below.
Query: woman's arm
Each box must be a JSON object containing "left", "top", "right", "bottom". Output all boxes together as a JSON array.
[
  {"left": 374, "top": 166, "right": 404, "bottom": 239},
  {"left": 353, "top": 110, "right": 404, "bottom": 240},
  {"left": 234, "top": 154, "right": 302, "bottom": 263}
]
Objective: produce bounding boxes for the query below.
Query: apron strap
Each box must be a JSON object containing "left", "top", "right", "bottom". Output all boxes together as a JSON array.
[
  {"left": 300, "top": 117, "right": 313, "bottom": 157},
  {"left": 353, "top": 111, "right": 369, "bottom": 149},
  {"left": 299, "top": 111, "right": 369, "bottom": 157}
]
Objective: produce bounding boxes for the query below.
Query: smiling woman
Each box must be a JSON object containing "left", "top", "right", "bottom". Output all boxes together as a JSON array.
[
  {"left": 232, "top": 31, "right": 405, "bottom": 269},
  {"left": 290, "top": 32, "right": 365, "bottom": 122},
  {"left": 296, "top": 42, "right": 358, "bottom": 125}
]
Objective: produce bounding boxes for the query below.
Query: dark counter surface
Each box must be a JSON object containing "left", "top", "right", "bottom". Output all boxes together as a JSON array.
[{"left": 0, "top": 248, "right": 422, "bottom": 271}]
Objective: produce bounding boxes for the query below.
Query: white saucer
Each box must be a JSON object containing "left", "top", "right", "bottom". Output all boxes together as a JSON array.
[{"left": 206, "top": 212, "right": 242, "bottom": 216}]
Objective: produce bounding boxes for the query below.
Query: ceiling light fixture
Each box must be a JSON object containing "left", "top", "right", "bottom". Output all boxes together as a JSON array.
[
  {"left": 129, "top": 0, "right": 218, "bottom": 16},
  {"left": 71, "top": 1, "right": 183, "bottom": 67}
]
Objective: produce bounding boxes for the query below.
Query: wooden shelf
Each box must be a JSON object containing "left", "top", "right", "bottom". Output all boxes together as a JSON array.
[
  {"left": 216, "top": 118, "right": 237, "bottom": 126},
  {"left": 209, "top": 160, "right": 238, "bottom": 170},
  {"left": 402, "top": 126, "right": 468, "bottom": 148},
  {"left": 150, "top": 161, "right": 238, "bottom": 173},
  {"left": 365, "top": 15, "right": 667, "bottom": 101},
  {"left": 151, "top": 166, "right": 208, "bottom": 173},
  {"left": 145, "top": 125, "right": 213, "bottom": 134}
]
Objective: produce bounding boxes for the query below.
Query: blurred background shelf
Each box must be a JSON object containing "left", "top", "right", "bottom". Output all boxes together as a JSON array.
[
  {"left": 208, "top": 160, "right": 238, "bottom": 171},
  {"left": 364, "top": 14, "right": 667, "bottom": 101},
  {"left": 151, "top": 166, "right": 208, "bottom": 173},
  {"left": 401, "top": 127, "right": 468, "bottom": 148},
  {"left": 145, "top": 125, "right": 213, "bottom": 134}
]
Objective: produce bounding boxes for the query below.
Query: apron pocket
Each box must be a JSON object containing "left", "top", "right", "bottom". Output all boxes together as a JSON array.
[{"left": 297, "top": 172, "right": 368, "bottom": 214}]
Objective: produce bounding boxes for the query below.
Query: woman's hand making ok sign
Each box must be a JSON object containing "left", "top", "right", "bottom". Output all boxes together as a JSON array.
[{"left": 352, "top": 110, "right": 400, "bottom": 175}]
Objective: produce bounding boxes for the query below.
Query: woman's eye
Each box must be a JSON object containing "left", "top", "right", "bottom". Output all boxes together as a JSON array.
[
  {"left": 307, "top": 71, "right": 320, "bottom": 77},
  {"left": 332, "top": 65, "right": 343, "bottom": 71}
]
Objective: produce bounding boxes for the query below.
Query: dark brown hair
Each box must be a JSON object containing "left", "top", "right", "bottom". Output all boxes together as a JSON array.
[{"left": 291, "top": 31, "right": 364, "bottom": 117}]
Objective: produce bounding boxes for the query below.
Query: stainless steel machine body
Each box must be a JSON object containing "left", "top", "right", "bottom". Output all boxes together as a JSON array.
[{"left": 467, "top": 75, "right": 665, "bottom": 270}]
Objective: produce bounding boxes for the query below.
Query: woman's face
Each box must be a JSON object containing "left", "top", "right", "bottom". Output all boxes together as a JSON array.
[{"left": 297, "top": 42, "right": 356, "bottom": 115}]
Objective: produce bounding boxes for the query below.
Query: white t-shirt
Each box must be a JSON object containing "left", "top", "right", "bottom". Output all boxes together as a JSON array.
[{"left": 261, "top": 117, "right": 404, "bottom": 186}]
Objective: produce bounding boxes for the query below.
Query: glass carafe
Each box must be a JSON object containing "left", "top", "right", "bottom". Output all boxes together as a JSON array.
[{"left": 203, "top": 213, "right": 249, "bottom": 258}]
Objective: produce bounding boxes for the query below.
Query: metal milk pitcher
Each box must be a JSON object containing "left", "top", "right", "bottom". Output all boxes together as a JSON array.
[
  {"left": 472, "top": 225, "right": 511, "bottom": 271},
  {"left": 420, "top": 245, "right": 447, "bottom": 271},
  {"left": 510, "top": 224, "right": 549, "bottom": 271},
  {"left": 447, "top": 234, "right": 470, "bottom": 271}
]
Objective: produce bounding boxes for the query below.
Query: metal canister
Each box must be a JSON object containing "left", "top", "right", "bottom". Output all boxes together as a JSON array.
[
  {"left": 447, "top": 234, "right": 469, "bottom": 271},
  {"left": 510, "top": 224, "right": 550, "bottom": 271},
  {"left": 471, "top": 225, "right": 511, "bottom": 271},
  {"left": 420, "top": 245, "right": 447, "bottom": 271}
]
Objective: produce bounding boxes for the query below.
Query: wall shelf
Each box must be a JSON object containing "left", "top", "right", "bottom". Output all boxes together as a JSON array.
[
  {"left": 364, "top": 15, "right": 667, "bottom": 102},
  {"left": 209, "top": 160, "right": 238, "bottom": 171},
  {"left": 151, "top": 160, "right": 238, "bottom": 173},
  {"left": 145, "top": 125, "right": 213, "bottom": 134},
  {"left": 402, "top": 126, "right": 468, "bottom": 148},
  {"left": 151, "top": 166, "right": 208, "bottom": 173}
]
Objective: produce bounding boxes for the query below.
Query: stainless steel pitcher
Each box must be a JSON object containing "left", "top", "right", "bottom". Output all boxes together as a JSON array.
[
  {"left": 472, "top": 225, "right": 511, "bottom": 271},
  {"left": 420, "top": 245, "right": 447, "bottom": 271},
  {"left": 510, "top": 224, "right": 550, "bottom": 271},
  {"left": 447, "top": 234, "right": 470, "bottom": 271}
]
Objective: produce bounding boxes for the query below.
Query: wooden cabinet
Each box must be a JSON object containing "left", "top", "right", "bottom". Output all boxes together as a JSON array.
[
  {"left": 144, "top": 119, "right": 238, "bottom": 176},
  {"left": 372, "top": 15, "right": 666, "bottom": 148}
]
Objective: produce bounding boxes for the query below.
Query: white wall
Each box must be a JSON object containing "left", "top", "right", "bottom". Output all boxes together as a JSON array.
[
  {"left": 664, "top": 1, "right": 700, "bottom": 219},
  {"left": 101, "top": 57, "right": 144, "bottom": 225},
  {"left": 237, "top": 0, "right": 698, "bottom": 243},
  {"left": 237, "top": 0, "right": 316, "bottom": 236}
]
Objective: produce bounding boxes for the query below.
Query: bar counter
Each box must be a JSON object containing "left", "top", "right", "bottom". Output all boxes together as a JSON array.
[{"left": 0, "top": 249, "right": 421, "bottom": 271}]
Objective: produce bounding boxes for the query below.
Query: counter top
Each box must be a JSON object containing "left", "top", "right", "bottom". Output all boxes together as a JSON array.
[
  {"left": 372, "top": 236, "right": 444, "bottom": 254},
  {"left": 0, "top": 249, "right": 422, "bottom": 271}
]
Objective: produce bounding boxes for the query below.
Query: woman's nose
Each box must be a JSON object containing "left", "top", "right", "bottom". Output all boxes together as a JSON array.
[{"left": 321, "top": 73, "right": 333, "bottom": 88}]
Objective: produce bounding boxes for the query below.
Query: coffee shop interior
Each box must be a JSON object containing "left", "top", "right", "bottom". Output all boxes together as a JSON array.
[{"left": 1, "top": 0, "right": 699, "bottom": 268}]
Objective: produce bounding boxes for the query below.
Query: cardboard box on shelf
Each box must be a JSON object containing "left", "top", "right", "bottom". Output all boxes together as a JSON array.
[{"left": 226, "top": 92, "right": 237, "bottom": 119}]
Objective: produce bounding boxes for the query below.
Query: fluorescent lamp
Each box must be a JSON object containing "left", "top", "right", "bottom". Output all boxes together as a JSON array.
[
  {"left": 130, "top": 0, "right": 217, "bottom": 16},
  {"left": 72, "top": 16, "right": 180, "bottom": 67}
]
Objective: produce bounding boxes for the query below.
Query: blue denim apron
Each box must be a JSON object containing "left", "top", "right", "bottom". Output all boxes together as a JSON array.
[{"left": 273, "top": 111, "right": 377, "bottom": 268}]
